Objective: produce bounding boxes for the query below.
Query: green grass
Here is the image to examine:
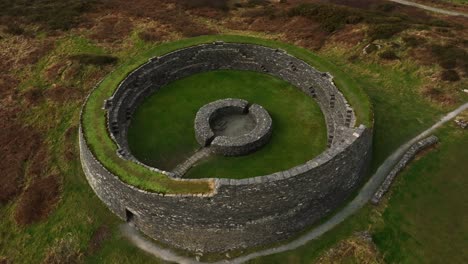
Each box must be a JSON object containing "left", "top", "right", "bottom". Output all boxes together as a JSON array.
[
  {"left": 82, "top": 35, "right": 372, "bottom": 193},
  {"left": 3, "top": 28, "right": 466, "bottom": 263},
  {"left": 128, "top": 70, "right": 327, "bottom": 179},
  {"left": 320, "top": 47, "right": 445, "bottom": 171},
  {"left": 373, "top": 125, "right": 468, "bottom": 263},
  {"left": 245, "top": 45, "right": 461, "bottom": 263}
]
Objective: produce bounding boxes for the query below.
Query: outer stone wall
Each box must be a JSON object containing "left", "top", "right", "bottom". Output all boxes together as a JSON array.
[{"left": 80, "top": 41, "right": 373, "bottom": 253}]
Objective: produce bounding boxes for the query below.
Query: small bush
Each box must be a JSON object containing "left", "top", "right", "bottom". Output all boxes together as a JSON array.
[
  {"left": 23, "top": 87, "right": 44, "bottom": 105},
  {"left": 347, "top": 54, "right": 359, "bottom": 63},
  {"left": 14, "top": 175, "right": 60, "bottom": 226},
  {"left": 367, "top": 23, "right": 407, "bottom": 40},
  {"left": 428, "top": 19, "right": 452, "bottom": 28},
  {"left": 138, "top": 31, "right": 166, "bottom": 42},
  {"left": 431, "top": 44, "right": 466, "bottom": 63},
  {"left": 179, "top": 0, "right": 230, "bottom": 11},
  {"left": 364, "top": 43, "right": 379, "bottom": 54},
  {"left": 179, "top": 23, "right": 216, "bottom": 37},
  {"left": 402, "top": 36, "right": 426, "bottom": 48},
  {"left": 4, "top": 23, "right": 25, "bottom": 35},
  {"left": 439, "top": 60, "right": 457, "bottom": 69},
  {"left": 69, "top": 54, "right": 118, "bottom": 66},
  {"left": 374, "top": 3, "right": 398, "bottom": 12},
  {"left": 288, "top": 3, "right": 363, "bottom": 33},
  {"left": 0, "top": 0, "right": 98, "bottom": 30},
  {"left": 243, "top": 6, "right": 278, "bottom": 19},
  {"left": 246, "top": 0, "right": 270, "bottom": 7},
  {"left": 431, "top": 44, "right": 468, "bottom": 70},
  {"left": 43, "top": 234, "right": 83, "bottom": 264},
  {"left": 441, "top": 70, "right": 460, "bottom": 82},
  {"left": 379, "top": 50, "right": 399, "bottom": 60}
]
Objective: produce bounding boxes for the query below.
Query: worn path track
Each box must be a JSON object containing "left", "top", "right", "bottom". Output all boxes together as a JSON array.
[
  {"left": 389, "top": 0, "right": 468, "bottom": 18},
  {"left": 121, "top": 102, "right": 468, "bottom": 264}
]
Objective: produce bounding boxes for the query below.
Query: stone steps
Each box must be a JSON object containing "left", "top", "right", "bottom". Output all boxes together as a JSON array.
[{"left": 172, "top": 148, "right": 212, "bottom": 177}]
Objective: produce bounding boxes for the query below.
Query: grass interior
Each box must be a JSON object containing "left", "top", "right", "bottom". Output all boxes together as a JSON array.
[{"left": 127, "top": 70, "right": 327, "bottom": 179}]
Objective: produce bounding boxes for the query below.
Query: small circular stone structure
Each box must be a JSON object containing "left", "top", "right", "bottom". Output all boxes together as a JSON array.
[{"left": 194, "top": 98, "right": 272, "bottom": 156}]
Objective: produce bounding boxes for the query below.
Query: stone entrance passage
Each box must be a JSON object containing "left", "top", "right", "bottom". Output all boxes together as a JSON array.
[{"left": 126, "top": 209, "right": 135, "bottom": 223}]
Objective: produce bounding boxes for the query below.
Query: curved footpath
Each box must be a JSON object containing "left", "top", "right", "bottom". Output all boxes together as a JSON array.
[
  {"left": 389, "top": 0, "right": 468, "bottom": 18},
  {"left": 121, "top": 102, "right": 468, "bottom": 264}
]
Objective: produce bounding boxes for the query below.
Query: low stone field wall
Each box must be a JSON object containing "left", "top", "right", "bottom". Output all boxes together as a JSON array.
[{"left": 371, "top": 135, "right": 439, "bottom": 204}]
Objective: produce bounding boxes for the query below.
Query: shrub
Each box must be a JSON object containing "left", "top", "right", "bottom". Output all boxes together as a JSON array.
[
  {"left": 69, "top": 54, "right": 118, "bottom": 66},
  {"left": 402, "top": 36, "right": 426, "bottom": 48},
  {"left": 347, "top": 54, "right": 359, "bottom": 63},
  {"left": 379, "top": 50, "right": 399, "bottom": 60},
  {"left": 288, "top": 3, "right": 363, "bottom": 33},
  {"left": 441, "top": 70, "right": 460, "bottom": 82},
  {"left": 14, "top": 175, "right": 60, "bottom": 226},
  {"left": 364, "top": 43, "right": 379, "bottom": 54},
  {"left": 43, "top": 234, "right": 83, "bottom": 264},
  {"left": 0, "top": 0, "right": 98, "bottom": 30},
  {"left": 246, "top": 0, "right": 270, "bottom": 7},
  {"left": 439, "top": 60, "right": 457, "bottom": 69},
  {"left": 367, "top": 23, "right": 406, "bottom": 40},
  {"left": 179, "top": 23, "right": 217, "bottom": 37},
  {"left": 429, "top": 19, "right": 452, "bottom": 28},
  {"left": 138, "top": 30, "right": 167, "bottom": 42},
  {"left": 374, "top": 3, "right": 398, "bottom": 12},
  {"left": 4, "top": 23, "right": 25, "bottom": 35},
  {"left": 178, "top": 0, "right": 230, "bottom": 11},
  {"left": 431, "top": 44, "right": 467, "bottom": 70},
  {"left": 431, "top": 44, "right": 466, "bottom": 63},
  {"left": 23, "top": 87, "right": 44, "bottom": 105},
  {"left": 244, "top": 6, "right": 278, "bottom": 19}
]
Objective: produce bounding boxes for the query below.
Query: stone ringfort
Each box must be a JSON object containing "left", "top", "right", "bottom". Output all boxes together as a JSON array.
[{"left": 79, "top": 41, "right": 373, "bottom": 253}]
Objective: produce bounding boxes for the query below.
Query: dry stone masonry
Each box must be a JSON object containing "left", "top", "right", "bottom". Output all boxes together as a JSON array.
[
  {"left": 79, "top": 41, "right": 373, "bottom": 253},
  {"left": 371, "top": 135, "right": 438, "bottom": 204},
  {"left": 195, "top": 98, "right": 272, "bottom": 156}
]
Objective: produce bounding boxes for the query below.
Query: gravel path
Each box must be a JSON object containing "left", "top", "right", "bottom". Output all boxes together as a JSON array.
[
  {"left": 389, "top": 0, "right": 468, "bottom": 18},
  {"left": 121, "top": 102, "right": 468, "bottom": 264}
]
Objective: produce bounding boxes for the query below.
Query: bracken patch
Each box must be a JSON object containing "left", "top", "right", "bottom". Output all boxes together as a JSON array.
[
  {"left": 44, "top": 86, "right": 84, "bottom": 103},
  {"left": 317, "top": 232, "right": 383, "bottom": 264},
  {"left": 14, "top": 175, "right": 61, "bottom": 226},
  {"left": 89, "top": 15, "right": 133, "bottom": 43},
  {"left": 87, "top": 225, "right": 111, "bottom": 255},
  {"left": 0, "top": 113, "right": 42, "bottom": 204},
  {"left": 64, "top": 126, "right": 78, "bottom": 162},
  {"left": 43, "top": 234, "right": 83, "bottom": 264},
  {"left": 22, "top": 87, "right": 44, "bottom": 106},
  {"left": 421, "top": 85, "right": 457, "bottom": 105}
]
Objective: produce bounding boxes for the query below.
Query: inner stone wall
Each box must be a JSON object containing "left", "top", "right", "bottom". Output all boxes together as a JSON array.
[
  {"left": 105, "top": 42, "right": 356, "bottom": 161},
  {"left": 80, "top": 41, "right": 373, "bottom": 253}
]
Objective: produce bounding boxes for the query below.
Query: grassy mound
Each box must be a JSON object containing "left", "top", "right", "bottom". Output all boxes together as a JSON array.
[
  {"left": 82, "top": 35, "right": 372, "bottom": 193},
  {"left": 128, "top": 70, "right": 327, "bottom": 179}
]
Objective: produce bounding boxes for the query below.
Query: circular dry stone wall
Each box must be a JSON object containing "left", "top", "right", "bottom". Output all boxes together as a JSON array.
[{"left": 79, "top": 40, "right": 373, "bottom": 254}]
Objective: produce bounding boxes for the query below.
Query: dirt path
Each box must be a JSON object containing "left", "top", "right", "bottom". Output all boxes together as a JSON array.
[
  {"left": 121, "top": 102, "right": 468, "bottom": 264},
  {"left": 389, "top": 0, "right": 468, "bottom": 17}
]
